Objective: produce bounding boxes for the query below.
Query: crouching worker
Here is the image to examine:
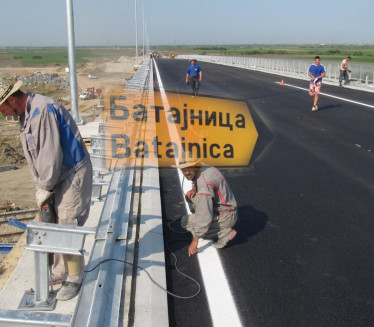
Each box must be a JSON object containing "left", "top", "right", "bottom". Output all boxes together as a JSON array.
[
  {"left": 175, "top": 156, "right": 237, "bottom": 257},
  {"left": 0, "top": 81, "right": 93, "bottom": 301}
]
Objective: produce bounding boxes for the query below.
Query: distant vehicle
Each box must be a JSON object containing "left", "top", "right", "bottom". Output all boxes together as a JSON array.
[
  {"left": 88, "top": 74, "right": 98, "bottom": 79},
  {"left": 79, "top": 87, "right": 100, "bottom": 100},
  {"left": 79, "top": 92, "right": 94, "bottom": 100}
]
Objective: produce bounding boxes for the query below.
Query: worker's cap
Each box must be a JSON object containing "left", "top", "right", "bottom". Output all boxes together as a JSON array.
[
  {"left": 171, "top": 152, "right": 200, "bottom": 169},
  {"left": 0, "top": 80, "right": 23, "bottom": 106},
  {"left": 190, "top": 59, "right": 197, "bottom": 63}
]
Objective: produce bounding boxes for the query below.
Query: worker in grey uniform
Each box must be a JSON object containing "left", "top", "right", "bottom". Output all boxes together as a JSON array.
[
  {"left": 175, "top": 156, "right": 237, "bottom": 257},
  {"left": 0, "top": 80, "right": 92, "bottom": 301}
]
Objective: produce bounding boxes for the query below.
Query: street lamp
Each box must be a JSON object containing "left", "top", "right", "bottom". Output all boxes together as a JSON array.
[
  {"left": 65, "top": 0, "right": 81, "bottom": 124},
  {"left": 134, "top": 0, "right": 138, "bottom": 65}
]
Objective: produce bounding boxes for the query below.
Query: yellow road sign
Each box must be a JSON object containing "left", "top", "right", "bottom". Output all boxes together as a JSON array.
[{"left": 104, "top": 89, "right": 258, "bottom": 167}]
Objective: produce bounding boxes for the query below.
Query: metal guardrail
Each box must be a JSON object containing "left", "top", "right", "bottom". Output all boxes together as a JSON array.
[
  {"left": 127, "top": 58, "right": 152, "bottom": 91},
  {"left": 72, "top": 57, "right": 168, "bottom": 326},
  {"left": 0, "top": 310, "right": 71, "bottom": 327},
  {"left": 89, "top": 58, "right": 153, "bottom": 199},
  {"left": 71, "top": 166, "right": 135, "bottom": 326},
  {"left": 178, "top": 55, "right": 374, "bottom": 90}
]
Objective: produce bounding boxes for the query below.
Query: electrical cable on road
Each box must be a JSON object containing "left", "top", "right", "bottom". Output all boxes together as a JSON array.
[{"left": 84, "top": 220, "right": 202, "bottom": 300}]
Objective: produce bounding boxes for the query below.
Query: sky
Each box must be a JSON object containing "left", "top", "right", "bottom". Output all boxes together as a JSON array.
[{"left": 1, "top": 0, "right": 374, "bottom": 47}]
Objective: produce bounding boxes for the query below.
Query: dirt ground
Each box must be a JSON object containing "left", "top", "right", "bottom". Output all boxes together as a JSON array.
[{"left": 0, "top": 55, "right": 137, "bottom": 211}]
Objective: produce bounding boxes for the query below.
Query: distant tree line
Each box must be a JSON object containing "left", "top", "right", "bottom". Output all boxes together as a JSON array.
[
  {"left": 193, "top": 47, "right": 228, "bottom": 51},
  {"left": 196, "top": 48, "right": 367, "bottom": 57}
]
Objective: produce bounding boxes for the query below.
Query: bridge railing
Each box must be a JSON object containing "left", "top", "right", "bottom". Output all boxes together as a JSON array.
[{"left": 178, "top": 55, "right": 374, "bottom": 91}]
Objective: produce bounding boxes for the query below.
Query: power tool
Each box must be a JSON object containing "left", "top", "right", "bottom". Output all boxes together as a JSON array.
[{"left": 40, "top": 197, "right": 56, "bottom": 223}]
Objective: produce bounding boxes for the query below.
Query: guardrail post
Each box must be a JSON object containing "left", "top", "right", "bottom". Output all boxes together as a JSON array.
[{"left": 18, "top": 222, "right": 96, "bottom": 311}]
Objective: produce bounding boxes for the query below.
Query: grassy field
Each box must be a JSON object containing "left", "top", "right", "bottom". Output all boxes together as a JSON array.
[
  {"left": 157, "top": 44, "right": 374, "bottom": 64},
  {"left": 0, "top": 47, "right": 136, "bottom": 67},
  {"left": 1, "top": 45, "right": 373, "bottom": 66}
]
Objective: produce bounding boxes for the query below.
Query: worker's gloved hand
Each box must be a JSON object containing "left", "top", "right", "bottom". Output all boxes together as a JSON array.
[
  {"left": 185, "top": 189, "right": 196, "bottom": 202},
  {"left": 314, "top": 78, "right": 318, "bottom": 83},
  {"left": 36, "top": 189, "right": 54, "bottom": 208},
  {"left": 348, "top": 70, "right": 352, "bottom": 73}
]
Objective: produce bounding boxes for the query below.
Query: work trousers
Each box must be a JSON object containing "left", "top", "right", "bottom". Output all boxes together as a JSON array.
[
  {"left": 339, "top": 70, "right": 349, "bottom": 84},
  {"left": 189, "top": 76, "right": 200, "bottom": 92},
  {"left": 51, "top": 160, "right": 93, "bottom": 284},
  {"left": 181, "top": 210, "right": 237, "bottom": 241}
]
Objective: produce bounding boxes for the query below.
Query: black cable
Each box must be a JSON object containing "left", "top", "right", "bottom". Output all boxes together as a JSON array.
[
  {"left": 165, "top": 238, "right": 201, "bottom": 299},
  {"left": 84, "top": 234, "right": 201, "bottom": 300},
  {"left": 84, "top": 177, "right": 202, "bottom": 300},
  {"left": 168, "top": 218, "right": 189, "bottom": 234}
]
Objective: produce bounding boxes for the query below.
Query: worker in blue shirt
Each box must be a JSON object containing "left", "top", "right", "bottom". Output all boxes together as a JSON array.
[
  {"left": 186, "top": 59, "right": 202, "bottom": 96},
  {"left": 308, "top": 56, "right": 326, "bottom": 112}
]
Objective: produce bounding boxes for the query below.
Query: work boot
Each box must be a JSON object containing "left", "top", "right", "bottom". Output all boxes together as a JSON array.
[
  {"left": 212, "top": 229, "right": 237, "bottom": 249},
  {"left": 56, "top": 282, "right": 81, "bottom": 301}
]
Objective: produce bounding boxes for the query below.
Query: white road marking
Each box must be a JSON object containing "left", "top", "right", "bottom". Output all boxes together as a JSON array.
[
  {"left": 276, "top": 82, "right": 374, "bottom": 109},
  {"left": 153, "top": 60, "right": 242, "bottom": 327}
]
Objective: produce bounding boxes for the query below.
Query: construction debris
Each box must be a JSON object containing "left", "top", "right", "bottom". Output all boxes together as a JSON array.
[
  {"left": 10, "top": 71, "right": 69, "bottom": 90},
  {"left": 0, "top": 165, "right": 19, "bottom": 173},
  {"left": 0, "top": 203, "right": 15, "bottom": 212}
]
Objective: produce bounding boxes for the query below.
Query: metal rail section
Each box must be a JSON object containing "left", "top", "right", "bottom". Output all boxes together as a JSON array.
[
  {"left": 0, "top": 310, "right": 71, "bottom": 327},
  {"left": 70, "top": 57, "right": 168, "bottom": 326},
  {"left": 71, "top": 165, "right": 135, "bottom": 326},
  {"left": 178, "top": 54, "right": 374, "bottom": 90}
]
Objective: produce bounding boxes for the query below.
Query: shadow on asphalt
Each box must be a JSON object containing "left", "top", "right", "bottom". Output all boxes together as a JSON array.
[
  {"left": 317, "top": 104, "right": 342, "bottom": 111},
  {"left": 164, "top": 204, "right": 268, "bottom": 252},
  {"left": 227, "top": 205, "right": 268, "bottom": 248}
]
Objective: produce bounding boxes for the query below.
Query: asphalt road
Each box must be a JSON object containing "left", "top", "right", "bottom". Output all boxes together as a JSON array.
[{"left": 155, "top": 58, "right": 374, "bottom": 327}]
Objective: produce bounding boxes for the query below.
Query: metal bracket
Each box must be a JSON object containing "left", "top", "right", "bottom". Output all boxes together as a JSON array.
[
  {"left": 92, "top": 179, "right": 110, "bottom": 202},
  {"left": 18, "top": 222, "right": 96, "bottom": 311},
  {"left": 19, "top": 283, "right": 57, "bottom": 312},
  {"left": 25, "top": 221, "right": 96, "bottom": 255}
]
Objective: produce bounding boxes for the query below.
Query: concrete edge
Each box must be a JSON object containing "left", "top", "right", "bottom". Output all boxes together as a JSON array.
[{"left": 134, "top": 166, "right": 168, "bottom": 326}]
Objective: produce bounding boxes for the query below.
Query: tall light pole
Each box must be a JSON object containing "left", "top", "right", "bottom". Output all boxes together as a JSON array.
[
  {"left": 65, "top": 0, "right": 81, "bottom": 123},
  {"left": 142, "top": 1, "right": 145, "bottom": 59},
  {"left": 134, "top": 0, "right": 138, "bottom": 65},
  {"left": 141, "top": 0, "right": 154, "bottom": 59}
]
